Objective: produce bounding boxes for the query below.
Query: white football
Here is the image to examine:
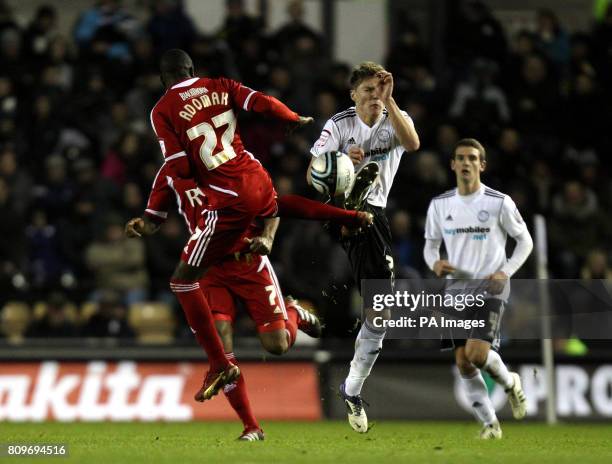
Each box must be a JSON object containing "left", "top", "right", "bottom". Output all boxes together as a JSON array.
[{"left": 310, "top": 151, "right": 355, "bottom": 197}]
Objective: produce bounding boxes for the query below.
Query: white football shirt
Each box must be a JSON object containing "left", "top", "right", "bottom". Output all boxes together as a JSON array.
[
  {"left": 310, "top": 107, "right": 413, "bottom": 208},
  {"left": 425, "top": 183, "right": 527, "bottom": 284}
]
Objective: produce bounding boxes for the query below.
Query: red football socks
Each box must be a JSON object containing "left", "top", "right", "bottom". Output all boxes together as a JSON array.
[
  {"left": 277, "top": 194, "right": 359, "bottom": 226},
  {"left": 170, "top": 280, "right": 229, "bottom": 371},
  {"left": 223, "top": 353, "right": 259, "bottom": 431}
]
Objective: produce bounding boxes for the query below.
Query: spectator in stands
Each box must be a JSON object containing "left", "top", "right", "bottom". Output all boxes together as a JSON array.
[
  {"left": 85, "top": 213, "right": 148, "bottom": 305},
  {"left": 0, "top": 75, "right": 17, "bottom": 124},
  {"left": 22, "top": 5, "right": 57, "bottom": 67},
  {"left": 101, "top": 131, "right": 148, "bottom": 188},
  {"left": 445, "top": 0, "right": 507, "bottom": 71},
  {"left": 503, "top": 30, "right": 537, "bottom": 89},
  {"left": 189, "top": 33, "right": 239, "bottom": 79},
  {"left": 73, "top": 0, "right": 139, "bottom": 62},
  {"left": 568, "top": 32, "right": 595, "bottom": 78},
  {"left": 0, "top": 1, "right": 18, "bottom": 37},
  {"left": 434, "top": 123, "right": 460, "bottom": 160},
  {"left": 399, "top": 151, "right": 449, "bottom": 216},
  {"left": 390, "top": 209, "right": 421, "bottom": 277},
  {"left": 449, "top": 58, "right": 510, "bottom": 142},
  {"left": 0, "top": 26, "right": 31, "bottom": 90},
  {"left": 147, "top": 0, "right": 196, "bottom": 55},
  {"left": 510, "top": 53, "right": 561, "bottom": 150},
  {"left": 564, "top": 72, "right": 605, "bottom": 151},
  {"left": 535, "top": 9, "right": 570, "bottom": 70},
  {"left": 217, "top": 0, "right": 263, "bottom": 54},
  {"left": 549, "top": 181, "right": 605, "bottom": 277},
  {"left": 25, "top": 208, "right": 73, "bottom": 295},
  {"left": 34, "top": 155, "right": 74, "bottom": 221},
  {"left": 121, "top": 182, "right": 144, "bottom": 220},
  {"left": 0, "top": 177, "right": 26, "bottom": 303},
  {"left": 25, "top": 95, "right": 63, "bottom": 173},
  {"left": 0, "top": 144, "right": 32, "bottom": 214},
  {"left": 387, "top": 23, "right": 430, "bottom": 105},
  {"left": 69, "top": 71, "right": 114, "bottom": 144},
  {"left": 81, "top": 289, "right": 134, "bottom": 338},
  {"left": 26, "top": 292, "right": 77, "bottom": 338},
  {"left": 272, "top": 0, "right": 323, "bottom": 61},
  {"left": 581, "top": 249, "right": 612, "bottom": 280}
]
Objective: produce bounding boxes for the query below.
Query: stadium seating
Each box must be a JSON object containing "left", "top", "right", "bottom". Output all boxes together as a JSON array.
[
  {"left": 128, "top": 302, "right": 175, "bottom": 344},
  {"left": 0, "top": 302, "right": 31, "bottom": 344}
]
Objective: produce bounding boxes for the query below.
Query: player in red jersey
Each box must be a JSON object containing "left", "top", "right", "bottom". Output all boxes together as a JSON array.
[
  {"left": 127, "top": 166, "right": 320, "bottom": 441},
  {"left": 142, "top": 49, "right": 371, "bottom": 401}
]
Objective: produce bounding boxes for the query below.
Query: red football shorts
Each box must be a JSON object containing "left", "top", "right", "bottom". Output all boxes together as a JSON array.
[
  {"left": 200, "top": 254, "right": 287, "bottom": 332},
  {"left": 181, "top": 168, "right": 277, "bottom": 268}
]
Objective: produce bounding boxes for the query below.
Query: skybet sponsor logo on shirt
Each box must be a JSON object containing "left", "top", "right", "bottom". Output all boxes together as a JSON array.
[{"left": 0, "top": 361, "right": 321, "bottom": 421}]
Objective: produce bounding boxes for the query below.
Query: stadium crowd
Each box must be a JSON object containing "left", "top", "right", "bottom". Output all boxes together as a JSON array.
[{"left": 0, "top": 0, "right": 610, "bottom": 341}]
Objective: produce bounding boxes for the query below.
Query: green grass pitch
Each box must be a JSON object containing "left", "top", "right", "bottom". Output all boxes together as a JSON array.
[{"left": 1, "top": 421, "right": 611, "bottom": 464}]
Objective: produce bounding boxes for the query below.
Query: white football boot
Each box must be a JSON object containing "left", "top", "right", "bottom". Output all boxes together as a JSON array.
[
  {"left": 479, "top": 421, "right": 502, "bottom": 440},
  {"left": 506, "top": 372, "right": 527, "bottom": 420},
  {"left": 339, "top": 382, "right": 368, "bottom": 433}
]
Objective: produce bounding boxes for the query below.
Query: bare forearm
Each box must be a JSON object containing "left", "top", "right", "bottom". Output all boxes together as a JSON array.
[
  {"left": 385, "top": 97, "right": 420, "bottom": 152},
  {"left": 262, "top": 217, "right": 280, "bottom": 240}
]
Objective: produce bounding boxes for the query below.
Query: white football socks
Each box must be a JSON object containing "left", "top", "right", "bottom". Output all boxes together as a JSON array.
[
  {"left": 344, "top": 322, "right": 385, "bottom": 396},
  {"left": 461, "top": 370, "right": 498, "bottom": 426},
  {"left": 483, "top": 350, "right": 514, "bottom": 390}
]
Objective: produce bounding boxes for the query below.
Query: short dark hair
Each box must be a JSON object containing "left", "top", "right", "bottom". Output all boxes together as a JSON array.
[
  {"left": 453, "top": 138, "right": 486, "bottom": 161},
  {"left": 160, "top": 49, "right": 194, "bottom": 79},
  {"left": 349, "top": 61, "right": 385, "bottom": 89}
]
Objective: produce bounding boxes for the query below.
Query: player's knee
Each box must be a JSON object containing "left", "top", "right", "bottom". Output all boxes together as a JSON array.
[
  {"left": 456, "top": 359, "right": 477, "bottom": 376},
  {"left": 260, "top": 331, "right": 289, "bottom": 355},
  {"left": 465, "top": 346, "right": 487, "bottom": 368},
  {"left": 263, "top": 341, "right": 288, "bottom": 356}
]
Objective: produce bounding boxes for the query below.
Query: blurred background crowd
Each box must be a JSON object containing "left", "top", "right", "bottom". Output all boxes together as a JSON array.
[{"left": 0, "top": 0, "right": 610, "bottom": 344}]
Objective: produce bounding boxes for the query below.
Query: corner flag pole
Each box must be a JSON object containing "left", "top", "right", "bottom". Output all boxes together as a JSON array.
[{"left": 534, "top": 214, "right": 557, "bottom": 425}]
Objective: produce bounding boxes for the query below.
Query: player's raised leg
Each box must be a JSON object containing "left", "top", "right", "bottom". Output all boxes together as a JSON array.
[
  {"left": 276, "top": 194, "right": 373, "bottom": 228},
  {"left": 236, "top": 255, "right": 321, "bottom": 355}
]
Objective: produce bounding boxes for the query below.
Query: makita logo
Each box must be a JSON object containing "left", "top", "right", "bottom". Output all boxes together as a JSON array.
[
  {"left": 0, "top": 361, "right": 191, "bottom": 421},
  {"left": 179, "top": 87, "right": 208, "bottom": 101},
  {"left": 444, "top": 226, "right": 490, "bottom": 236}
]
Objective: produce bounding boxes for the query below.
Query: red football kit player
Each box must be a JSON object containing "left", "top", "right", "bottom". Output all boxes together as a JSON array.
[
  {"left": 131, "top": 49, "right": 371, "bottom": 402},
  {"left": 140, "top": 165, "right": 320, "bottom": 440}
]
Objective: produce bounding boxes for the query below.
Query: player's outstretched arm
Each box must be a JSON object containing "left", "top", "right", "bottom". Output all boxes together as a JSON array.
[
  {"left": 125, "top": 217, "right": 160, "bottom": 238},
  {"left": 377, "top": 71, "right": 420, "bottom": 152},
  {"left": 249, "top": 92, "right": 313, "bottom": 134}
]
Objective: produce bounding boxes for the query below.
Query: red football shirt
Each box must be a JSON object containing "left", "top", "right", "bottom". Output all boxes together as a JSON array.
[
  {"left": 145, "top": 164, "right": 260, "bottom": 249},
  {"left": 150, "top": 76, "right": 296, "bottom": 196}
]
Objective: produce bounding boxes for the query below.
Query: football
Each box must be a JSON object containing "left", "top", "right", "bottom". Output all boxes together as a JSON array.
[{"left": 310, "top": 151, "right": 355, "bottom": 197}]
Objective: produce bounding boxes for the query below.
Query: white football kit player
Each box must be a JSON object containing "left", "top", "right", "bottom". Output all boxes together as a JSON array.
[
  {"left": 311, "top": 107, "right": 415, "bottom": 208},
  {"left": 424, "top": 184, "right": 531, "bottom": 301}
]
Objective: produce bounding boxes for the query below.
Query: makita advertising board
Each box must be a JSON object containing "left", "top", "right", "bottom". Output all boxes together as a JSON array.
[{"left": 0, "top": 362, "right": 321, "bottom": 421}]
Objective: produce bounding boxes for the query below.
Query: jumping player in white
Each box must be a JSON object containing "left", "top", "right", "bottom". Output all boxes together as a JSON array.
[
  {"left": 424, "top": 138, "right": 533, "bottom": 439},
  {"left": 308, "top": 62, "right": 420, "bottom": 432}
]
